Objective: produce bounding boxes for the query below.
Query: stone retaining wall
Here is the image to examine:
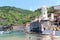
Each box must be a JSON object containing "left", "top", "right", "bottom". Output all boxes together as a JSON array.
[{"left": 39, "top": 35, "right": 60, "bottom": 40}]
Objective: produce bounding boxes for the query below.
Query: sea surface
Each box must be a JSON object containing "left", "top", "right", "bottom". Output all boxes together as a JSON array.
[
  {"left": 0, "top": 31, "right": 39, "bottom": 40},
  {"left": 0, "top": 30, "right": 60, "bottom": 40}
]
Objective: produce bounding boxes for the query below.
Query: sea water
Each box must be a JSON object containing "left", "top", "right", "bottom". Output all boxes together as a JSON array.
[
  {"left": 0, "top": 30, "right": 60, "bottom": 40},
  {"left": 0, "top": 31, "right": 39, "bottom": 40}
]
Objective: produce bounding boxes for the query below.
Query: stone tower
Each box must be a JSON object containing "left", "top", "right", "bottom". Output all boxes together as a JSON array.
[
  {"left": 40, "top": 5, "right": 51, "bottom": 31},
  {"left": 41, "top": 5, "right": 49, "bottom": 20}
]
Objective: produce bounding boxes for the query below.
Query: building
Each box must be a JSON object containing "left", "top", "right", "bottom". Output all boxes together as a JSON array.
[
  {"left": 30, "top": 5, "right": 51, "bottom": 33},
  {"left": 30, "top": 19, "right": 42, "bottom": 33},
  {"left": 51, "top": 5, "right": 60, "bottom": 26},
  {"left": 25, "top": 22, "right": 30, "bottom": 33},
  {"left": 41, "top": 5, "right": 49, "bottom": 20},
  {"left": 30, "top": 5, "right": 60, "bottom": 34}
]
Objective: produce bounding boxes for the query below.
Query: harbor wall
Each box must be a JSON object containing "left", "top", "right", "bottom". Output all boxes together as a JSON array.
[{"left": 39, "top": 35, "right": 60, "bottom": 40}]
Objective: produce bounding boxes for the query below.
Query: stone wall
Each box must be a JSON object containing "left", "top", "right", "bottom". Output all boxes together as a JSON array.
[
  {"left": 12, "top": 25, "right": 25, "bottom": 31},
  {"left": 39, "top": 35, "right": 60, "bottom": 40}
]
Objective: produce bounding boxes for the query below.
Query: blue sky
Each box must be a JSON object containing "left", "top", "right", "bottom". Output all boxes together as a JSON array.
[{"left": 0, "top": 0, "right": 60, "bottom": 11}]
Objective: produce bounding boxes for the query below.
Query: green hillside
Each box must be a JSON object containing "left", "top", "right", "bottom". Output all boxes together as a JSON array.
[{"left": 0, "top": 6, "right": 34, "bottom": 26}]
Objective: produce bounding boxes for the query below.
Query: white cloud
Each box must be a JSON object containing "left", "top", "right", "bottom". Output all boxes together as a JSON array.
[{"left": 29, "top": 8, "right": 34, "bottom": 11}]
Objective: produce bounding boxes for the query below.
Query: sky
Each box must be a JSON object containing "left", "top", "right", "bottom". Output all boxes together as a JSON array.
[{"left": 0, "top": 0, "right": 60, "bottom": 11}]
